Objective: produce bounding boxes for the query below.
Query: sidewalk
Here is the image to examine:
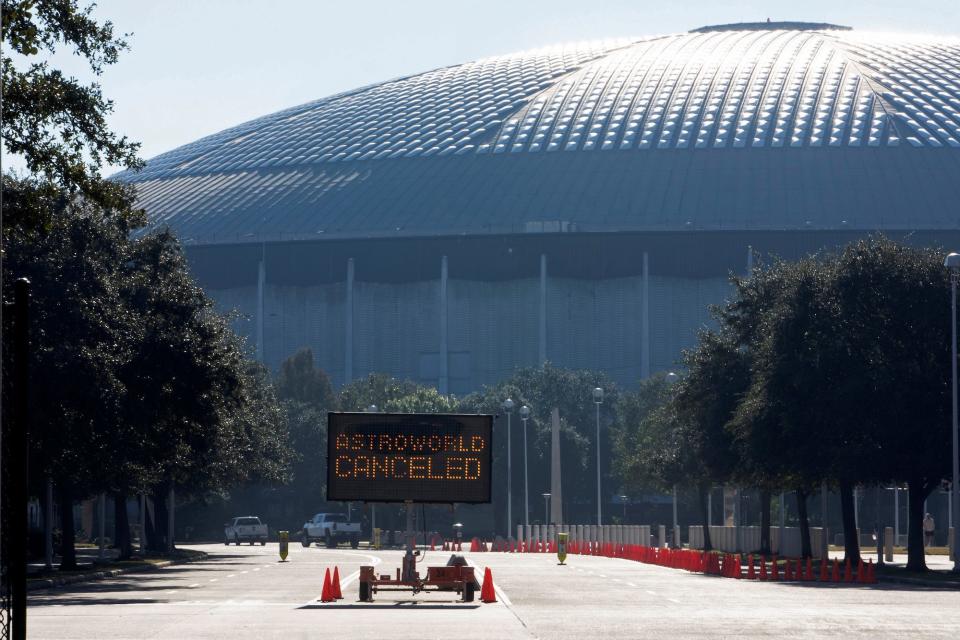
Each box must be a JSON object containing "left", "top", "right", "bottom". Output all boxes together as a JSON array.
[
  {"left": 27, "top": 546, "right": 205, "bottom": 591},
  {"left": 829, "top": 549, "right": 960, "bottom": 588}
]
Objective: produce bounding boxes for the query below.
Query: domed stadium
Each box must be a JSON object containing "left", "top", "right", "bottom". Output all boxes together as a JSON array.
[{"left": 122, "top": 22, "right": 960, "bottom": 392}]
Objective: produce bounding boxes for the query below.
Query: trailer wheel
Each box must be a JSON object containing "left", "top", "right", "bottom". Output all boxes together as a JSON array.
[
  {"left": 234, "top": 534, "right": 240, "bottom": 546},
  {"left": 463, "top": 582, "right": 475, "bottom": 603},
  {"left": 359, "top": 581, "right": 372, "bottom": 602},
  {"left": 350, "top": 535, "right": 359, "bottom": 549},
  {"left": 301, "top": 531, "right": 311, "bottom": 547},
  {"left": 325, "top": 530, "right": 336, "bottom": 548}
]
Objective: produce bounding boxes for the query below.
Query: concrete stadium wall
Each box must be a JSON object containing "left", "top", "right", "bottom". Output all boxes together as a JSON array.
[{"left": 206, "top": 273, "right": 731, "bottom": 392}]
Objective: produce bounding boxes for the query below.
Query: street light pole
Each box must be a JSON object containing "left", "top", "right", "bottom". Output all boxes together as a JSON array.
[
  {"left": 543, "top": 493, "right": 551, "bottom": 525},
  {"left": 520, "top": 405, "right": 530, "bottom": 529},
  {"left": 593, "top": 387, "right": 604, "bottom": 525},
  {"left": 946, "top": 252, "right": 960, "bottom": 572},
  {"left": 503, "top": 398, "right": 514, "bottom": 537}
]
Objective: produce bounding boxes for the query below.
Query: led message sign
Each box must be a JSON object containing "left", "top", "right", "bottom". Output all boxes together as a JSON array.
[{"left": 326, "top": 413, "right": 493, "bottom": 503}]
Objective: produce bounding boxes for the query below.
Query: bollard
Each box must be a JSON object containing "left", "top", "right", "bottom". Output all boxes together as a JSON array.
[
  {"left": 558, "top": 531, "right": 569, "bottom": 565},
  {"left": 279, "top": 530, "right": 289, "bottom": 562}
]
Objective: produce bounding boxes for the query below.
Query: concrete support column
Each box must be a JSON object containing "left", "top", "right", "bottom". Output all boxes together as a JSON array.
[
  {"left": 256, "top": 252, "right": 265, "bottom": 361},
  {"left": 345, "top": 258, "right": 354, "bottom": 383},
  {"left": 821, "top": 482, "right": 829, "bottom": 558},
  {"left": 439, "top": 256, "right": 448, "bottom": 394},
  {"left": 641, "top": 251, "right": 650, "bottom": 378},
  {"left": 516, "top": 524, "right": 522, "bottom": 542},
  {"left": 539, "top": 254, "right": 547, "bottom": 365},
  {"left": 658, "top": 524, "right": 667, "bottom": 548}
]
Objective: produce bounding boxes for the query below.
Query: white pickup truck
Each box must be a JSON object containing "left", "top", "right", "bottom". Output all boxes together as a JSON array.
[
  {"left": 224, "top": 516, "right": 269, "bottom": 545},
  {"left": 301, "top": 513, "right": 361, "bottom": 548}
]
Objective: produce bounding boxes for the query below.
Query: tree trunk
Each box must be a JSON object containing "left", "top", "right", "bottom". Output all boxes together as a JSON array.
[
  {"left": 151, "top": 484, "right": 170, "bottom": 554},
  {"left": 796, "top": 488, "right": 812, "bottom": 559},
  {"left": 759, "top": 489, "right": 771, "bottom": 554},
  {"left": 113, "top": 492, "right": 132, "bottom": 560},
  {"left": 699, "top": 483, "right": 712, "bottom": 552},
  {"left": 906, "top": 477, "right": 931, "bottom": 572},
  {"left": 57, "top": 486, "right": 77, "bottom": 571},
  {"left": 838, "top": 479, "right": 860, "bottom": 565}
]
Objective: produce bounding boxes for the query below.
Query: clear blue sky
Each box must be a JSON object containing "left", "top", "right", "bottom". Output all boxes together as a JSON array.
[{"left": 36, "top": 1, "right": 960, "bottom": 167}]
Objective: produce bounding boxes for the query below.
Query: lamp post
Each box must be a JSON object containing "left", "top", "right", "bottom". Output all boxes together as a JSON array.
[
  {"left": 593, "top": 387, "right": 604, "bottom": 525},
  {"left": 520, "top": 405, "right": 531, "bottom": 528},
  {"left": 543, "top": 492, "right": 551, "bottom": 525},
  {"left": 366, "top": 404, "right": 378, "bottom": 535},
  {"left": 945, "top": 252, "right": 960, "bottom": 572},
  {"left": 503, "top": 398, "right": 514, "bottom": 536},
  {"left": 665, "top": 372, "right": 679, "bottom": 543}
]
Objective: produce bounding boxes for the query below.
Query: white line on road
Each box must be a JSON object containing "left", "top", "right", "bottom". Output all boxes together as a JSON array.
[
  {"left": 667, "top": 598, "right": 680, "bottom": 604},
  {"left": 626, "top": 582, "right": 636, "bottom": 587},
  {"left": 209, "top": 578, "right": 218, "bottom": 582},
  {"left": 227, "top": 574, "right": 236, "bottom": 578},
  {"left": 253, "top": 568, "right": 260, "bottom": 572},
  {"left": 188, "top": 583, "right": 200, "bottom": 588},
  {"left": 165, "top": 590, "right": 176, "bottom": 594},
  {"left": 646, "top": 590, "right": 657, "bottom": 595}
]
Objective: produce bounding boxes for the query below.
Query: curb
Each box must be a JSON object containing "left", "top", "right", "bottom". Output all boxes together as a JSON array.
[
  {"left": 27, "top": 551, "right": 209, "bottom": 592},
  {"left": 879, "top": 574, "right": 960, "bottom": 590}
]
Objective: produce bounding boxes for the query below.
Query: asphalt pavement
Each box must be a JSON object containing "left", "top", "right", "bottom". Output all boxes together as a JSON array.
[{"left": 27, "top": 542, "right": 960, "bottom": 639}]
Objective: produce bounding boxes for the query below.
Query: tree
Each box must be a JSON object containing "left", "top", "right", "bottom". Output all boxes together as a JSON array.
[
  {"left": 2, "top": 0, "right": 142, "bottom": 225},
  {"left": 672, "top": 333, "right": 748, "bottom": 551},
  {"left": 3, "top": 187, "right": 137, "bottom": 568},
  {"left": 275, "top": 348, "right": 335, "bottom": 409},
  {"left": 459, "top": 364, "right": 617, "bottom": 530}
]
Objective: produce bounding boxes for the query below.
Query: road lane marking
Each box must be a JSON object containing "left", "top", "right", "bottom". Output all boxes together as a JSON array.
[
  {"left": 598, "top": 574, "right": 607, "bottom": 578},
  {"left": 165, "top": 590, "right": 176, "bottom": 594},
  {"left": 307, "top": 552, "right": 381, "bottom": 605},
  {"left": 626, "top": 582, "right": 636, "bottom": 587},
  {"left": 646, "top": 590, "right": 657, "bottom": 595},
  {"left": 188, "top": 583, "right": 200, "bottom": 588},
  {"left": 465, "top": 558, "right": 511, "bottom": 606},
  {"left": 667, "top": 598, "right": 680, "bottom": 604},
  {"left": 227, "top": 574, "right": 236, "bottom": 578},
  {"left": 209, "top": 578, "right": 218, "bottom": 582},
  {"left": 253, "top": 568, "right": 260, "bottom": 572},
  {"left": 241, "top": 571, "right": 249, "bottom": 574}
]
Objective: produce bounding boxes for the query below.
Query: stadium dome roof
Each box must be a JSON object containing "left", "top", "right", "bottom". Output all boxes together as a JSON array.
[{"left": 124, "top": 24, "right": 960, "bottom": 244}]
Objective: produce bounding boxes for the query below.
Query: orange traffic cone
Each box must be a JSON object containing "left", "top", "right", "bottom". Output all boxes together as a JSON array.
[
  {"left": 805, "top": 558, "right": 813, "bottom": 581},
  {"left": 747, "top": 555, "right": 756, "bottom": 580},
  {"left": 856, "top": 559, "right": 865, "bottom": 583},
  {"left": 867, "top": 559, "right": 876, "bottom": 584},
  {"left": 332, "top": 566, "right": 343, "bottom": 599},
  {"left": 819, "top": 559, "right": 828, "bottom": 582},
  {"left": 771, "top": 556, "right": 779, "bottom": 581},
  {"left": 844, "top": 559, "right": 853, "bottom": 583},
  {"left": 480, "top": 567, "right": 497, "bottom": 603},
  {"left": 784, "top": 560, "right": 793, "bottom": 581},
  {"left": 831, "top": 559, "right": 840, "bottom": 583},
  {"left": 320, "top": 568, "right": 334, "bottom": 603},
  {"left": 759, "top": 556, "right": 768, "bottom": 581}
]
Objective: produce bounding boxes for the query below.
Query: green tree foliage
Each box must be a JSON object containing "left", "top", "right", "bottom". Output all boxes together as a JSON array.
[
  {"left": 2, "top": 0, "right": 142, "bottom": 223},
  {"left": 458, "top": 364, "right": 616, "bottom": 529},
  {"left": 3, "top": 194, "right": 293, "bottom": 562},
  {"left": 275, "top": 348, "right": 335, "bottom": 409}
]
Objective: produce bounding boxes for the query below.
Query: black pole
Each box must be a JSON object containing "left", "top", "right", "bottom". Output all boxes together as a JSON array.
[{"left": 10, "top": 278, "right": 30, "bottom": 640}]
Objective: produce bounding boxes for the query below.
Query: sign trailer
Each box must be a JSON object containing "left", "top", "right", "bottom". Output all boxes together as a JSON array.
[{"left": 325, "top": 412, "right": 493, "bottom": 602}]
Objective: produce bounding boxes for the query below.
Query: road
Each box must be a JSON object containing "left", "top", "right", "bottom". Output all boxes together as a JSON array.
[{"left": 28, "top": 543, "right": 960, "bottom": 639}]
